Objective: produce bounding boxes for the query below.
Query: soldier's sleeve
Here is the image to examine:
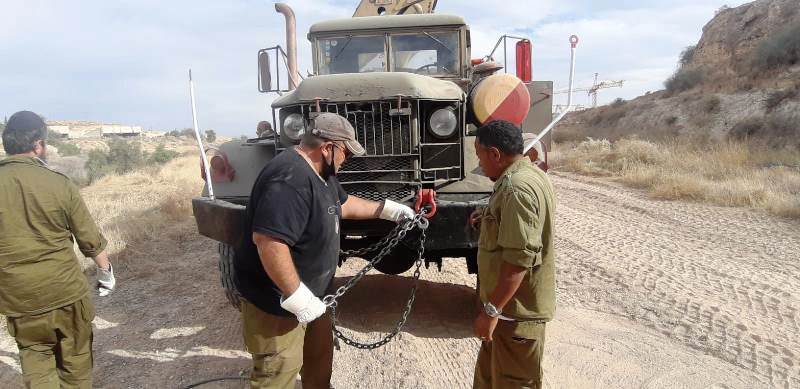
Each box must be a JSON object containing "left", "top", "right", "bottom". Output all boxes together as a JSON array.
[
  {"left": 65, "top": 181, "right": 108, "bottom": 257},
  {"left": 497, "top": 189, "right": 543, "bottom": 268}
]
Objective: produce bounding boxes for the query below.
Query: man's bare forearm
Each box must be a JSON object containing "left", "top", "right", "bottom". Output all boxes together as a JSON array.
[
  {"left": 487, "top": 262, "right": 527, "bottom": 310},
  {"left": 341, "top": 195, "right": 382, "bottom": 220},
  {"left": 92, "top": 251, "right": 110, "bottom": 270},
  {"left": 253, "top": 232, "right": 301, "bottom": 295}
]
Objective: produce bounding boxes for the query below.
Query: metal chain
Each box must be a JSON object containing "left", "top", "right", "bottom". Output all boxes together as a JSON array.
[
  {"left": 324, "top": 211, "right": 429, "bottom": 350},
  {"left": 338, "top": 221, "right": 409, "bottom": 257}
]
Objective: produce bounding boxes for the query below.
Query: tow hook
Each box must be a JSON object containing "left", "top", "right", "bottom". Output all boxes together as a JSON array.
[{"left": 414, "top": 188, "right": 437, "bottom": 218}]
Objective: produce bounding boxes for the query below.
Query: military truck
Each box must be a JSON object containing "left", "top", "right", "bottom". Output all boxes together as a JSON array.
[{"left": 192, "top": 0, "right": 556, "bottom": 307}]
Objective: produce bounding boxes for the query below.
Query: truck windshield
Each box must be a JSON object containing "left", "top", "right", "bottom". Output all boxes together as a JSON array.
[
  {"left": 390, "top": 31, "right": 459, "bottom": 76},
  {"left": 315, "top": 31, "right": 461, "bottom": 76},
  {"left": 317, "top": 35, "right": 386, "bottom": 75}
]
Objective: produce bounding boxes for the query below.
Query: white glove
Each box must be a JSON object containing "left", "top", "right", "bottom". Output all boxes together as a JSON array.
[
  {"left": 97, "top": 264, "right": 116, "bottom": 297},
  {"left": 380, "top": 199, "right": 415, "bottom": 223},
  {"left": 280, "top": 283, "right": 327, "bottom": 324}
]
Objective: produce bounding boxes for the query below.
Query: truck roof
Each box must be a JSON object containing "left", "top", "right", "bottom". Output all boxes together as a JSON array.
[{"left": 309, "top": 14, "right": 467, "bottom": 35}]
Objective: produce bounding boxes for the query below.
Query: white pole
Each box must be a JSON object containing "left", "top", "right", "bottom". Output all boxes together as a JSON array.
[
  {"left": 189, "top": 69, "right": 215, "bottom": 200},
  {"left": 524, "top": 35, "right": 579, "bottom": 154}
]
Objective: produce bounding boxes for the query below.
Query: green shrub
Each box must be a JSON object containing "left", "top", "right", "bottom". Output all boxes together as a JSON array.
[
  {"left": 728, "top": 117, "right": 763, "bottom": 139},
  {"left": 679, "top": 45, "right": 696, "bottom": 66},
  {"left": 729, "top": 114, "right": 800, "bottom": 149},
  {"left": 205, "top": 130, "right": 217, "bottom": 143},
  {"left": 665, "top": 68, "right": 704, "bottom": 94},
  {"left": 665, "top": 116, "right": 679, "bottom": 126},
  {"left": 56, "top": 142, "right": 81, "bottom": 157},
  {"left": 753, "top": 23, "right": 800, "bottom": 71},
  {"left": 166, "top": 128, "right": 195, "bottom": 137},
  {"left": 106, "top": 139, "right": 143, "bottom": 174},
  {"left": 610, "top": 98, "right": 626, "bottom": 108},
  {"left": 84, "top": 141, "right": 182, "bottom": 183},
  {"left": 148, "top": 145, "right": 179, "bottom": 164},
  {"left": 764, "top": 87, "right": 799, "bottom": 112},
  {"left": 85, "top": 149, "right": 113, "bottom": 184}
]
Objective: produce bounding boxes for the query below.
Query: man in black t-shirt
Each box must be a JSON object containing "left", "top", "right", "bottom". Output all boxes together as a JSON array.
[{"left": 235, "top": 113, "right": 415, "bottom": 389}]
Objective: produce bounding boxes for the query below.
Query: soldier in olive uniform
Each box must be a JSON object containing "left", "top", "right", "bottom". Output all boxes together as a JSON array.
[
  {"left": 0, "top": 111, "right": 116, "bottom": 389},
  {"left": 470, "top": 120, "right": 556, "bottom": 389}
]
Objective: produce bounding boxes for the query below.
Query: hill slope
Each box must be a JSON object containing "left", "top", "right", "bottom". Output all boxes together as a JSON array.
[{"left": 556, "top": 0, "right": 800, "bottom": 148}]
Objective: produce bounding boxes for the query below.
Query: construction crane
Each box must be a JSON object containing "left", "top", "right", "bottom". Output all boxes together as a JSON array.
[{"left": 554, "top": 73, "right": 624, "bottom": 107}]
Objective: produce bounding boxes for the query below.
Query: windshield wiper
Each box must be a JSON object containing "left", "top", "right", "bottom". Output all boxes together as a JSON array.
[
  {"left": 423, "top": 32, "right": 454, "bottom": 55},
  {"left": 332, "top": 35, "right": 354, "bottom": 61}
]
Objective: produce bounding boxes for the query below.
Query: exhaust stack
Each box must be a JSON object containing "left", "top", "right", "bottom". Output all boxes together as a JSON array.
[{"left": 275, "top": 3, "right": 299, "bottom": 90}]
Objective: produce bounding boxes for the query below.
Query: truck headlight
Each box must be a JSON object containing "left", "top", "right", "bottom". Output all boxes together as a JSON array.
[
  {"left": 282, "top": 113, "right": 305, "bottom": 140},
  {"left": 429, "top": 108, "right": 457, "bottom": 138}
]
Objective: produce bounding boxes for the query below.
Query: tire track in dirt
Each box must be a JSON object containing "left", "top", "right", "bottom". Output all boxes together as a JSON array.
[{"left": 551, "top": 172, "right": 800, "bottom": 388}]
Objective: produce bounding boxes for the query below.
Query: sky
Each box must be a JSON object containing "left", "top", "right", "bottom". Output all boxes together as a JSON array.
[{"left": 0, "top": 0, "right": 749, "bottom": 136}]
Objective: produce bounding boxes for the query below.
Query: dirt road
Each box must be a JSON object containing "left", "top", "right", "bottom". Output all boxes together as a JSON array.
[{"left": 1, "top": 172, "right": 798, "bottom": 388}]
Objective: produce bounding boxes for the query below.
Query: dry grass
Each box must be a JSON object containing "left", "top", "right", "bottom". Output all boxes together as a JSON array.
[
  {"left": 553, "top": 138, "right": 800, "bottom": 219},
  {"left": 79, "top": 156, "right": 202, "bottom": 264}
]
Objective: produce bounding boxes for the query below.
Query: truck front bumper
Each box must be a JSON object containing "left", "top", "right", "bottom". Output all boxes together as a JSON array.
[
  {"left": 192, "top": 198, "right": 246, "bottom": 247},
  {"left": 341, "top": 194, "right": 488, "bottom": 252},
  {"left": 193, "top": 193, "right": 489, "bottom": 252}
]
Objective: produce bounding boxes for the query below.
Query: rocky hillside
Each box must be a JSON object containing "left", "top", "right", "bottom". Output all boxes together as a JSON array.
[
  {"left": 557, "top": 0, "right": 800, "bottom": 149},
  {"left": 690, "top": 0, "right": 800, "bottom": 87}
]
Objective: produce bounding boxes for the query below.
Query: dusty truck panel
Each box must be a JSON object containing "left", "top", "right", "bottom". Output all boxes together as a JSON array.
[
  {"left": 272, "top": 73, "right": 464, "bottom": 107},
  {"left": 200, "top": 140, "right": 276, "bottom": 200},
  {"left": 522, "top": 81, "right": 554, "bottom": 149},
  {"left": 193, "top": 1, "right": 556, "bottom": 282}
]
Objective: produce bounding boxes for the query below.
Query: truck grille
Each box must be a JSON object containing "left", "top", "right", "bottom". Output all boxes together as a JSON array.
[
  {"left": 338, "top": 157, "right": 414, "bottom": 183},
  {"left": 306, "top": 101, "right": 418, "bottom": 201},
  {"left": 308, "top": 101, "right": 414, "bottom": 156},
  {"left": 287, "top": 99, "right": 462, "bottom": 201},
  {"left": 346, "top": 183, "right": 417, "bottom": 202}
]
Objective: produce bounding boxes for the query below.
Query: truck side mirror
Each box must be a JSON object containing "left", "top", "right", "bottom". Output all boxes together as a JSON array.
[{"left": 258, "top": 50, "right": 272, "bottom": 92}]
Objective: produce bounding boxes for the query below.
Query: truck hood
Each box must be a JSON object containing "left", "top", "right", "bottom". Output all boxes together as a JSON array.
[{"left": 272, "top": 72, "right": 464, "bottom": 107}]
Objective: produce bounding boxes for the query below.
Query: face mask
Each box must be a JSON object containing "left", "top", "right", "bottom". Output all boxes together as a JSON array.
[{"left": 321, "top": 144, "right": 336, "bottom": 181}]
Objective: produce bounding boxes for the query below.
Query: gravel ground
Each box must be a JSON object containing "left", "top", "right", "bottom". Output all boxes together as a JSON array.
[{"left": 1, "top": 172, "right": 798, "bottom": 388}]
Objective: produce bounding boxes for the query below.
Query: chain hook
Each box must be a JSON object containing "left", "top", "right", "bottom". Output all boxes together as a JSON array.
[{"left": 414, "top": 188, "right": 437, "bottom": 218}]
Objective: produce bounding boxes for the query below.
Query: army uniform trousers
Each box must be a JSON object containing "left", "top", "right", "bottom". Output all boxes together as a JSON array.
[
  {"left": 473, "top": 320, "right": 546, "bottom": 389},
  {"left": 241, "top": 299, "right": 333, "bottom": 389},
  {"left": 5, "top": 295, "right": 95, "bottom": 389}
]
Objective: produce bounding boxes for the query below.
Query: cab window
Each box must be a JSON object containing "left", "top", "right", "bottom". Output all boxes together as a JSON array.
[
  {"left": 317, "top": 36, "right": 386, "bottom": 74},
  {"left": 390, "top": 31, "right": 460, "bottom": 76}
]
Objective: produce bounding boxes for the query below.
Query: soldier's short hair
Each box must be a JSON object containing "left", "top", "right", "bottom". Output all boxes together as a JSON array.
[
  {"left": 2, "top": 111, "right": 48, "bottom": 155},
  {"left": 475, "top": 120, "right": 523, "bottom": 156}
]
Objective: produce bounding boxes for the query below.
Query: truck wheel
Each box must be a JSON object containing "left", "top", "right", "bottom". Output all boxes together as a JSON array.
[
  {"left": 218, "top": 243, "right": 242, "bottom": 311},
  {"left": 373, "top": 245, "right": 417, "bottom": 275}
]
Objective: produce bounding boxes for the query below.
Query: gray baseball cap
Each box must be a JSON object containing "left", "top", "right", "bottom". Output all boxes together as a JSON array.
[{"left": 310, "top": 113, "right": 365, "bottom": 156}]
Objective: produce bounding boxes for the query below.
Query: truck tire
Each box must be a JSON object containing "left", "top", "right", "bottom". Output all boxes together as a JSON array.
[
  {"left": 218, "top": 243, "right": 242, "bottom": 311},
  {"left": 373, "top": 245, "right": 417, "bottom": 275}
]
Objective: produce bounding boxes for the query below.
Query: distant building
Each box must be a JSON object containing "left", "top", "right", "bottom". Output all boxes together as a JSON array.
[{"left": 46, "top": 120, "right": 147, "bottom": 139}]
